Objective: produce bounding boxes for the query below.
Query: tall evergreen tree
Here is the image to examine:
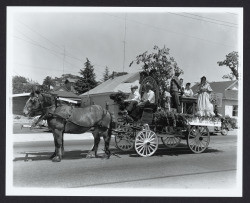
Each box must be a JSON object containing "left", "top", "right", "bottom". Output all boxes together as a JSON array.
[
  {"left": 42, "top": 76, "right": 55, "bottom": 90},
  {"left": 74, "top": 58, "right": 98, "bottom": 94},
  {"left": 102, "top": 66, "right": 110, "bottom": 82}
]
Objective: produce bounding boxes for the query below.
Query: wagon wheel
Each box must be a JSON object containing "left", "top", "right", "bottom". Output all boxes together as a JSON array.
[
  {"left": 161, "top": 127, "right": 182, "bottom": 148},
  {"left": 115, "top": 126, "right": 135, "bottom": 151},
  {"left": 135, "top": 130, "right": 158, "bottom": 157},
  {"left": 187, "top": 126, "right": 210, "bottom": 153},
  {"left": 161, "top": 136, "right": 181, "bottom": 148}
]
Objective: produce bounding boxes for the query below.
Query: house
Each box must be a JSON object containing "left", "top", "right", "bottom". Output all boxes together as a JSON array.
[
  {"left": 191, "top": 80, "right": 238, "bottom": 118},
  {"left": 80, "top": 72, "right": 140, "bottom": 119},
  {"left": 12, "top": 93, "right": 30, "bottom": 115},
  {"left": 51, "top": 78, "right": 81, "bottom": 105}
]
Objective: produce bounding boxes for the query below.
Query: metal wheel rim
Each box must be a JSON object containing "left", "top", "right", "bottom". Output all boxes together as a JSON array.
[
  {"left": 115, "top": 127, "right": 134, "bottom": 151},
  {"left": 161, "top": 136, "right": 181, "bottom": 148},
  {"left": 135, "top": 130, "right": 158, "bottom": 157},
  {"left": 187, "top": 126, "right": 210, "bottom": 153}
]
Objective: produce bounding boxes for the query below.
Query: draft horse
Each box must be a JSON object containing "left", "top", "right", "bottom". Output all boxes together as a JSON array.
[{"left": 23, "top": 90, "right": 113, "bottom": 162}]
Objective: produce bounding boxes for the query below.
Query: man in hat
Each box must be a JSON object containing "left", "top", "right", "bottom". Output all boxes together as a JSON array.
[
  {"left": 123, "top": 85, "right": 141, "bottom": 114},
  {"left": 130, "top": 83, "right": 155, "bottom": 120}
]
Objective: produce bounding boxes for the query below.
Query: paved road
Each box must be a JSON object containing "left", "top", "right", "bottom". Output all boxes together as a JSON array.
[{"left": 13, "top": 131, "right": 238, "bottom": 190}]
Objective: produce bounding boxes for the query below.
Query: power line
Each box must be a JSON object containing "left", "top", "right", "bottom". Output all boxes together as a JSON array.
[
  {"left": 167, "top": 12, "right": 238, "bottom": 28},
  {"left": 122, "top": 13, "right": 127, "bottom": 72},
  {"left": 14, "top": 62, "right": 80, "bottom": 74},
  {"left": 17, "top": 20, "right": 64, "bottom": 51},
  {"left": 17, "top": 20, "right": 85, "bottom": 64},
  {"left": 183, "top": 12, "right": 238, "bottom": 25},
  {"left": 14, "top": 34, "right": 84, "bottom": 68},
  {"left": 105, "top": 13, "right": 235, "bottom": 48}
]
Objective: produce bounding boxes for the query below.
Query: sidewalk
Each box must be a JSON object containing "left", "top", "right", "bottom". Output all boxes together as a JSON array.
[{"left": 13, "top": 132, "right": 94, "bottom": 143}]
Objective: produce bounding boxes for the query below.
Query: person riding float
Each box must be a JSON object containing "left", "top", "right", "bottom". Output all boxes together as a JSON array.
[{"left": 129, "top": 83, "right": 156, "bottom": 121}]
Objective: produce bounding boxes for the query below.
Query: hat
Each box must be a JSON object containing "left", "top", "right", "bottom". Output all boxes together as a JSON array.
[{"left": 131, "top": 85, "right": 138, "bottom": 89}]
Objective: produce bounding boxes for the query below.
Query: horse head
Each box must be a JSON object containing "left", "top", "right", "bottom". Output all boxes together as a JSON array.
[{"left": 23, "top": 91, "right": 55, "bottom": 117}]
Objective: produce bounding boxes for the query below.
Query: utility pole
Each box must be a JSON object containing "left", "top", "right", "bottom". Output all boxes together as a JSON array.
[
  {"left": 62, "top": 46, "right": 65, "bottom": 75},
  {"left": 122, "top": 13, "right": 127, "bottom": 72}
]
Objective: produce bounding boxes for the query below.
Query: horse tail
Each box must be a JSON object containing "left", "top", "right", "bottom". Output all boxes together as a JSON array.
[{"left": 108, "top": 111, "right": 114, "bottom": 138}]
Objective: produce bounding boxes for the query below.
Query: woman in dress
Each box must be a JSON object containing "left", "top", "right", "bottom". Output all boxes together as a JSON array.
[{"left": 196, "top": 76, "right": 215, "bottom": 116}]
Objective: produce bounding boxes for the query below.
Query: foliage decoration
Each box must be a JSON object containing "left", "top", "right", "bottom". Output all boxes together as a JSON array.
[
  {"left": 109, "top": 91, "right": 127, "bottom": 110},
  {"left": 129, "top": 46, "right": 184, "bottom": 106}
]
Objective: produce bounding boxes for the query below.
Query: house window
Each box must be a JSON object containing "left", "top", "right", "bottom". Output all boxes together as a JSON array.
[{"left": 233, "top": 105, "right": 238, "bottom": 117}]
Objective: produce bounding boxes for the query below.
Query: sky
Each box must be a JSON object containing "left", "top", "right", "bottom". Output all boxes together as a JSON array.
[{"left": 7, "top": 7, "right": 242, "bottom": 85}]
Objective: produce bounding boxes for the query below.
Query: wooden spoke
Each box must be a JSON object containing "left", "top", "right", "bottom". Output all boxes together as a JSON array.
[
  {"left": 115, "top": 126, "right": 135, "bottom": 151},
  {"left": 161, "top": 135, "right": 181, "bottom": 148},
  {"left": 187, "top": 126, "right": 210, "bottom": 153},
  {"left": 135, "top": 130, "right": 158, "bottom": 157}
]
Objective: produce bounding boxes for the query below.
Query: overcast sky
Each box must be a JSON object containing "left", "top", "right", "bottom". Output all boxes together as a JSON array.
[{"left": 7, "top": 7, "right": 242, "bottom": 85}]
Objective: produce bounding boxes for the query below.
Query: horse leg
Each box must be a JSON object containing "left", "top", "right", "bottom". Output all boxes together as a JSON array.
[
  {"left": 103, "top": 129, "right": 111, "bottom": 159},
  {"left": 86, "top": 129, "right": 100, "bottom": 158},
  {"left": 50, "top": 136, "right": 57, "bottom": 159},
  {"left": 62, "top": 133, "right": 65, "bottom": 156},
  {"left": 52, "top": 129, "right": 64, "bottom": 162}
]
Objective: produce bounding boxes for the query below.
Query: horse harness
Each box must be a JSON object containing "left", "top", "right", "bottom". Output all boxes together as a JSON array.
[{"left": 32, "top": 95, "right": 110, "bottom": 129}]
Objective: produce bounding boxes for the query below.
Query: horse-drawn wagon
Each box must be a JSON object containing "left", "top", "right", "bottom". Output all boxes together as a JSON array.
[{"left": 110, "top": 73, "right": 225, "bottom": 157}]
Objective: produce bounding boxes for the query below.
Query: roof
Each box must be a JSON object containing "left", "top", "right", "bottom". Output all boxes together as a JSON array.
[
  {"left": 80, "top": 72, "right": 140, "bottom": 96},
  {"left": 66, "top": 78, "right": 78, "bottom": 83},
  {"left": 53, "top": 86, "right": 68, "bottom": 91},
  {"left": 191, "top": 80, "right": 237, "bottom": 93},
  {"left": 51, "top": 90, "right": 80, "bottom": 99},
  {"left": 12, "top": 93, "right": 30, "bottom": 97}
]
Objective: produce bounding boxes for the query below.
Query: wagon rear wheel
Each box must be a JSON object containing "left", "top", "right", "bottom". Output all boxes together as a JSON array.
[
  {"left": 187, "top": 126, "right": 210, "bottom": 153},
  {"left": 135, "top": 130, "right": 158, "bottom": 157},
  {"left": 115, "top": 126, "right": 135, "bottom": 151}
]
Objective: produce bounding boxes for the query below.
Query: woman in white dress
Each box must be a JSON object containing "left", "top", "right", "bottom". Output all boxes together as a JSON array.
[{"left": 196, "top": 76, "right": 215, "bottom": 116}]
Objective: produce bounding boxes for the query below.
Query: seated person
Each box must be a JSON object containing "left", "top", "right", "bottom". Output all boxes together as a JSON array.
[
  {"left": 183, "top": 83, "right": 194, "bottom": 97},
  {"left": 130, "top": 83, "right": 155, "bottom": 120},
  {"left": 122, "top": 85, "right": 141, "bottom": 114}
]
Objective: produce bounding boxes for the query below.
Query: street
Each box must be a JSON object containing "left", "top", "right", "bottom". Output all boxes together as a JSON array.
[{"left": 12, "top": 130, "right": 239, "bottom": 189}]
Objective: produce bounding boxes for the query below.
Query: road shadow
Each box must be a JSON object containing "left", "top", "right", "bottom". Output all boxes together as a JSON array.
[
  {"left": 111, "top": 143, "right": 223, "bottom": 158},
  {"left": 13, "top": 143, "right": 223, "bottom": 162},
  {"left": 13, "top": 149, "right": 108, "bottom": 162}
]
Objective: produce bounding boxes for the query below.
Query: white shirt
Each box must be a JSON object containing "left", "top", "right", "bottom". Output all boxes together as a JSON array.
[
  {"left": 142, "top": 90, "right": 155, "bottom": 104},
  {"left": 127, "top": 91, "right": 141, "bottom": 102},
  {"left": 184, "top": 88, "right": 194, "bottom": 97}
]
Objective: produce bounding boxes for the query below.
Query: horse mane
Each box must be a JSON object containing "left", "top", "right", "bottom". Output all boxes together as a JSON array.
[{"left": 41, "top": 93, "right": 57, "bottom": 107}]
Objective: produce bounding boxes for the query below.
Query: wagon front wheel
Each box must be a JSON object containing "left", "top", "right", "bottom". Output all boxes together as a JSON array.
[
  {"left": 135, "top": 130, "right": 158, "bottom": 157},
  {"left": 115, "top": 126, "right": 135, "bottom": 151},
  {"left": 187, "top": 126, "right": 210, "bottom": 153}
]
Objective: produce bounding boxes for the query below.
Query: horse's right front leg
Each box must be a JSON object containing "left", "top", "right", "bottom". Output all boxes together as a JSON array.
[
  {"left": 52, "top": 129, "right": 64, "bottom": 162},
  {"left": 86, "top": 130, "right": 100, "bottom": 158}
]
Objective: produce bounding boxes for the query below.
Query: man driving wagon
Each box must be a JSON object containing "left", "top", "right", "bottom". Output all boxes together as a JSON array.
[{"left": 121, "top": 83, "right": 156, "bottom": 121}]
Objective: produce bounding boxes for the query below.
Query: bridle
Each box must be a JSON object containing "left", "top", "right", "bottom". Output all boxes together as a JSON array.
[{"left": 27, "top": 94, "right": 55, "bottom": 115}]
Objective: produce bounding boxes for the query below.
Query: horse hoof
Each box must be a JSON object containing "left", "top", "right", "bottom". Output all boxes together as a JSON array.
[
  {"left": 86, "top": 153, "right": 95, "bottom": 159},
  {"left": 49, "top": 153, "right": 56, "bottom": 159},
  {"left": 52, "top": 156, "right": 61, "bottom": 162}
]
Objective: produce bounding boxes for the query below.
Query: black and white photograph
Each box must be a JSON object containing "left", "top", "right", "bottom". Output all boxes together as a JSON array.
[{"left": 6, "top": 7, "right": 243, "bottom": 196}]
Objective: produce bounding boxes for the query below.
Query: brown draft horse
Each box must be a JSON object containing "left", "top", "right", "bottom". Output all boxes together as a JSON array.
[{"left": 23, "top": 91, "right": 113, "bottom": 162}]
